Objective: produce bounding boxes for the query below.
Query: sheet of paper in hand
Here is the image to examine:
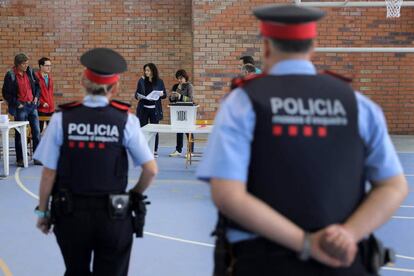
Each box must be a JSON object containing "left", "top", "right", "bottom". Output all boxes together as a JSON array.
[{"left": 146, "top": 90, "right": 163, "bottom": 101}]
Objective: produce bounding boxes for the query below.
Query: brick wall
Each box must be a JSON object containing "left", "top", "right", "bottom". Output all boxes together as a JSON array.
[
  {"left": 192, "top": 0, "right": 414, "bottom": 134},
  {"left": 0, "top": 0, "right": 413, "bottom": 133},
  {"left": 0, "top": 0, "right": 193, "bottom": 123}
]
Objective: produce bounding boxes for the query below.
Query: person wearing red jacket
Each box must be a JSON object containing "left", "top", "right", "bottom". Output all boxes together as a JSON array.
[{"left": 36, "top": 57, "right": 55, "bottom": 132}]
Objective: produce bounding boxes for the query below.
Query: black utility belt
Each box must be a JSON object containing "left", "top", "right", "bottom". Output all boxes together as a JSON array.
[
  {"left": 232, "top": 237, "right": 293, "bottom": 257},
  {"left": 52, "top": 192, "right": 131, "bottom": 220}
]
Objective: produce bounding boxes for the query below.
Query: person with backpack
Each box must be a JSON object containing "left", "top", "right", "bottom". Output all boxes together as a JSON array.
[{"left": 2, "top": 53, "right": 41, "bottom": 166}]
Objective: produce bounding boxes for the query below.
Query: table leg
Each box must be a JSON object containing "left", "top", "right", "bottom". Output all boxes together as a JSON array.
[
  {"left": 143, "top": 131, "right": 156, "bottom": 155},
  {"left": 149, "top": 133, "right": 156, "bottom": 155},
  {"left": 20, "top": 126, "right": 29, "bottom": 168},
  {"left": 15, "top": 126, "right": 29, "bottom": 168},
  {"left": 2, "top": 129, "right": 9, "bottom": 176}
]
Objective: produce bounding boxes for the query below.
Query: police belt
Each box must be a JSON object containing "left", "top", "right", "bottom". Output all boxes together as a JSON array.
[
  {"left": 232, "top": 237, "right": 295, "bottom": 258},
  {"left": 70, "top": 194, "right": 109, "bottom": 211}
]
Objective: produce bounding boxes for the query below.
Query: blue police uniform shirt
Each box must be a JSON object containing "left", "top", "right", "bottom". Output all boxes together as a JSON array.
[
  {"left": 196, "top": 59, "right": 403, "bottom": 242},
  {"left": 34, "top": 95, "right": 154, "bottom": 170}
]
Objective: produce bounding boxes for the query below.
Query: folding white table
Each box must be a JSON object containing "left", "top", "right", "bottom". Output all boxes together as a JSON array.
[
  {"left": 0, "top": 121, "right": 29, "bottom": 176},
  {"left": 141, "top": 123, "right": 213, "bottom": 156}
]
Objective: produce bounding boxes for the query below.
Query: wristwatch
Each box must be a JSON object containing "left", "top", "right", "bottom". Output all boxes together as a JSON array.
[
  {"left": 298, "top": 232, "right": 312, "bottom": 261},
  {"left": 34, "top": 206, "right": 50, "bottom": 218}
]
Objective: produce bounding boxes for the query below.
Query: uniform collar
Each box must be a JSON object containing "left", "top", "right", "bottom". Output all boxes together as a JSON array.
[
  {"left": 83, "top": 95, "right": 109, "bottom": 107},
  {"left": 269, "top": 60, "right": 316, "bottom": 76}
]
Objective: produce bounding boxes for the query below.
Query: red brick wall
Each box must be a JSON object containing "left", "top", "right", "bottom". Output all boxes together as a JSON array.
[
  {"left": 0, "top": 0, "right": 413, "bottom": 133},
  {"left": 0, "top": 0, "right": 193, "bottom": 123},
  {"left": 192, "top": 0, "right": 414, "bottom": 134}
]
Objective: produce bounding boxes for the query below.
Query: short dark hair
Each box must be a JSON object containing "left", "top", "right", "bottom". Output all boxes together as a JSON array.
[
  {"left": 175, "top": 69, "right": 189, "bottom": 81},
  {"left": 270, "top": 39, "right": 314, "bottom": 53},
  {"left": 242, "top": 64, "right": 256, "bottom": 74},
  {"left": 14, "top": 53, "right": 28, "bottom": 66},
  {"left": 38, "top": 57, "right": 51, "bottom": 67},
  {"left": 240, "top": 55, "right": 255, "bottom": 65},
  {"left": 143, "top": 63, "right": 159, "bottom": 81}
]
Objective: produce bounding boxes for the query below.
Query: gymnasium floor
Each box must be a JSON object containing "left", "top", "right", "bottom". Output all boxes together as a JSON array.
[{"left": 0, "top": 134, "right": 413, "bottom": 276}]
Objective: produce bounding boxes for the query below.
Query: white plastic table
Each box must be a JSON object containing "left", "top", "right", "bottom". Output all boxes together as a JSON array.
[
  {"left": 141, "top": 123, "right": 213, "bottom": 154},
  {"left": 0, "top": 121, "right": 29, "bottom": 176}
]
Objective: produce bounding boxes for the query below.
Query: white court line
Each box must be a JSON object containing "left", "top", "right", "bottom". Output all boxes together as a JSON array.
[
  {"left": 144, "top": 232, "right": 214, "bottom": 247},
  {"left": 382, "top": 267, "right": 414, "bottom": 273},
  {"left": 0, "top": 258, "right": 13, "bottom": 276},
  {"left": 15, "top": 168, "right": 38, "bottom": 200},
  {"left": 12, "top": 169, "right": 414, "bottom": 271},
  {"left": 12, "top": 168, "right": 414, "bottom": 255},
  {"left": 14, "top": 169, "right": 414, "bottom": 212},
  {"left": 19, "top": 175, "right": 202, "bottom": 185},
  {"left": 397, "top": 255, "right": 414, "bottom": 261},
  {"left": 392, "top": 216, "right": 414, "bottom": 220},
  {"left": 14, "top": 168, "right": 213, "bottom": 248}
]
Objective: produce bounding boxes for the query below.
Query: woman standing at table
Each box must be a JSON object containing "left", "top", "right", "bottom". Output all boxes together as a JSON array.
[
  {"left": 168, "top": 69, "right": 194, "bottom": 157},
  {"left": 135, "top": 63, "right": 166, "bottom": 157}
]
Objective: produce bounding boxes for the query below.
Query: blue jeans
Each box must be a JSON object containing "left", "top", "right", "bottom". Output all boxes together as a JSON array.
[{"left": 14, "top": 103, "right": 40, "bottom": 161}]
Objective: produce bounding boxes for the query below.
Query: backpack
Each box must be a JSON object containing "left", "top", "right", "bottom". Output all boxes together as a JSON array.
[
  {"left": 2, "top": 69, "right": 15, "bottom": 101},
  {"left": 8, "top": 69, "right": 15, "bottom": 82}
]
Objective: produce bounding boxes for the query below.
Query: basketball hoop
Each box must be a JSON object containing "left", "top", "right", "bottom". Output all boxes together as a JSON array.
[
  {"left": 386, "top": 0, "right": 403, "bottom": 18},
  {"left": 0, "top": 0, "right": 10, "bottom": 8}
]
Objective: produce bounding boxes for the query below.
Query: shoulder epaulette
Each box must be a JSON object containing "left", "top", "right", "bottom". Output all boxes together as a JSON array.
[
  {"left": 322, "top": 70, "right": 352, "bottom": 83},
  {"left": 110, "top": 100, "right": 131, "bottom": 111},
  {"left": 58, "top": 101, "right": 82, "bottom": 110},
  {"left": 230, "top": 73, "right": 267, "bottom": 90}
]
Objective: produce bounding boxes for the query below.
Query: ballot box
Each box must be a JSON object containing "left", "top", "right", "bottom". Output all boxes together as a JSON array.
[{"left": 169, "top": 102, "right": 199, "bottom": 128}]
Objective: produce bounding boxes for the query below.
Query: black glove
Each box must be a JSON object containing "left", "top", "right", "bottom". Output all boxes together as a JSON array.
[{"left": 129, "top": 190, "right": 150, "bottom": 238}]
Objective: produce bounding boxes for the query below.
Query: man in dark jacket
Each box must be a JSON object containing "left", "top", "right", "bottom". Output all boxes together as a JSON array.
[{"left": 2, "top": 53, "right": 41, "bottom": 166}]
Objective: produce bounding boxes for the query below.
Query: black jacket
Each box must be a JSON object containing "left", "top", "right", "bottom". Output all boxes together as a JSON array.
[
  {"left": 135, "top": 77, "right": 167, "bottom": 121},
  {"left": 2, "top": 66, "right": 40, "bottom": 116}
]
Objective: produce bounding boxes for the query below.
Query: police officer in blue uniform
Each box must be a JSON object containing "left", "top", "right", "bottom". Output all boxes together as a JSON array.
[
  {"left": 34, "top": 48, "right": 158, "bottom": 276},
  {"left": 197, "top": 5, "right": 408, "bottom": 276}
]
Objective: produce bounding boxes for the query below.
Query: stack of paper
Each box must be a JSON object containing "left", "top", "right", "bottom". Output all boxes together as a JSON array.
[{"left": 137, "top": 90, "right": 164, "bottom": 101}]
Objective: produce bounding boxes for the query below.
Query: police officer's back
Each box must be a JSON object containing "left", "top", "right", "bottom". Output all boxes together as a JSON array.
[
  {"left": 197, "top": 5, "right": 408, "bottom": 276},
  {"left": 34, "top": 48, "right": 158, "bottom": 276}
]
